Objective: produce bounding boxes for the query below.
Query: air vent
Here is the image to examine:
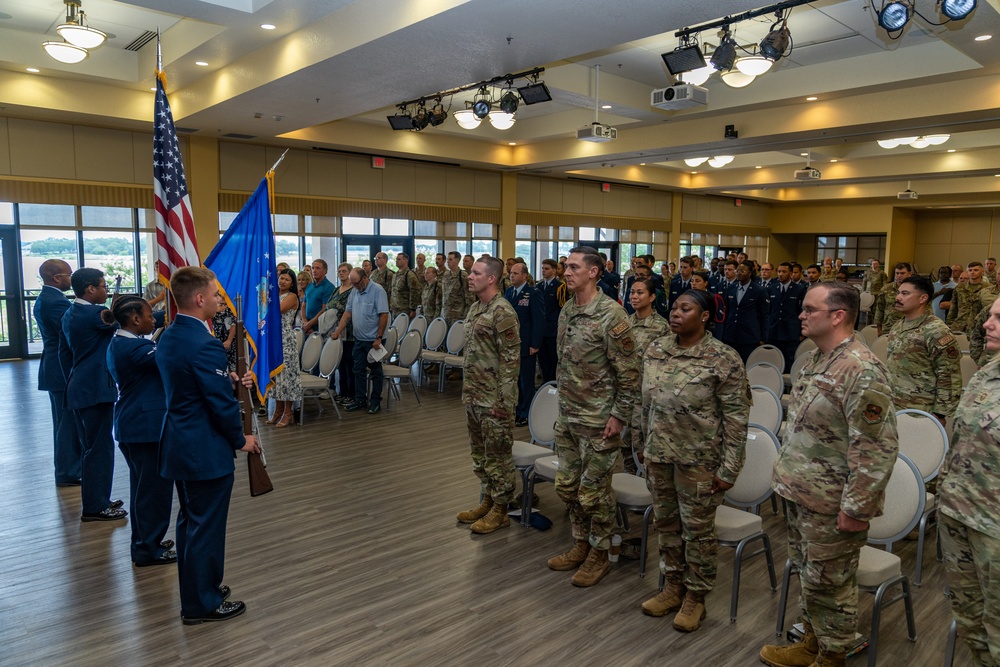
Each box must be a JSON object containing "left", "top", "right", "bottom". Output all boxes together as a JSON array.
[
  {"left": 175, "top": 127, "right": 198, "bottom": 134},
  {"left": 222, "top": 133, "right": 256, "bottom": 139},
  {"left": 124, "top": 30, "right": 157, "bottom": 52}
]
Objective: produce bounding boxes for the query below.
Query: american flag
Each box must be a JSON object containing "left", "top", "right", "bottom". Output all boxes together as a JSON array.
[{"left": 153, "top": 72, "right": 199, "bottom": 288}]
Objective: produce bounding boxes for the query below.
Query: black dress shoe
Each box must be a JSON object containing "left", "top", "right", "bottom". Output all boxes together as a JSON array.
[
  {"left": 182, "top": 600, "right": 246, "bottom": 625},
  {"left": 220, "top": 585, "right": 231, "bottom": 601},
  {"left": 110, "top": 499, "right": 124, "bottom": 509},
  {"left": 345, "top": 400, "right": 367, "bottom": 412},
  {"left": 160, "top": 539, "right": 175, "bottom": 550},
  {"left": 515, "top": 417, "right": 529, "bottom": 427},
  {"left": 81, "top": 507, "right": 128, "bottom": 522},
  {"left": 134, "top": 550, "right": 177, "bottom": 567},
  {"left": 367, "top": 403, "right": 381, "bottom": 414},
  {"left": 56, "top": 478, "right": 82, "bottom": 487}
]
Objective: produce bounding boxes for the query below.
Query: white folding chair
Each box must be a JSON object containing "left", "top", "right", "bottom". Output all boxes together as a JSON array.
[
  {"left": 612, "top": 471, "right": 654, "bottom": 577},
  {"left": 390, "top": 312, "right": 409, "bottom": 334},
  {"left": 299, "top": 332, "right": 323, "bottom": 373},
  {"left": 382, "top": 330, "right": 422, "bottom": 409},
  {"left": 861, "top": 324, "right": 879, "bottom": 347},
  {"left": 408, "top": 314, "right": 427, "bottom": 339},
  {"left": 776, "top": 454, "right": 924, "bottom": 667},
  {"left": 419, "top": 317, "right": 449, "bottom": 385},
  {"left": 299, "top": 337, "right": 343, "bottom": 423},
  {"left": 747, "top": 361, "right": 783, "bottom": 397},
  {"left": 853, "top": 330, "right": 866, "bottom": 346},
  {"left": 749, "top": 386, "right": 783, "bottom": 434},
  {"left": 896, "top": 408, "right": 949, "bottom": 585},
  {"left": 318, "top": 308, "right": 339, "bottom": 336},
  {"left": 294, "top": 328, "right": 304, "bottom": 357},
  {"left": 512, "top": 382, "right": 559, "bottom": 526},
  {"left": 960, "top": 354, "right": 979, "bottom": 387},
  {"left": 746, "top": 344, "right": 785, "bottom": 370},
  {"left": 794, "top": 338, "right": 817, "bottom": 359},
  {"left": 952, "top": 332, "right": 970, "bottom": 354},
  {"left": 870, "top": 335, "right": 890, "bottom": 364},
  {"left": 435, "top": 321, "right": 466, "bottom": 392},
  {"left": 782, "top": 351, "right": 810, "bottom": 398},
  {"left": 860, "top": 291, "right": 875, "bottom": 313}
]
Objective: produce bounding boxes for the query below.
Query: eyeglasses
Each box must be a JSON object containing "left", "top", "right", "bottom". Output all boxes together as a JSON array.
[{"left": 801, "top": 306, "right": 845, "bottom": 315}]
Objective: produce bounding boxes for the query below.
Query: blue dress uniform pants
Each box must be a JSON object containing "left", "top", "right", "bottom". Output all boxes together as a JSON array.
[
  {"left": 75, "top": 403, "right": 115, "bottom": 515},
  {"left": 119, "top": 441, "right": 173, "bottom": 564},
  {"left": 49, "top": 390, "right": 82, "bottom": 484},
  {"left": 516, "top": 354, "right": 537, "bottom": 420},
  {"left": 175, "top": 474, "right": 234, "bottom": 617}
]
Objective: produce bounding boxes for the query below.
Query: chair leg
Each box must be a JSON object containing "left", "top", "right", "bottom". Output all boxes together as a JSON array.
[
  {"left": 771, "top": 495, "right": 779, "bottom": 515},
  {"left": 762, "top": 532, "right": 778, "bottom": 591},
  {"left": 776, "top": 558, "right": 793, "bottom": 636},
  {"left": 869, "top": 581, "right": 890, "bottom": 667},
  {"left": 916, "top": 510, "right": 931, "bottom": 586},
  {"left": 731, "top": 538, "right": 747, "bottom": 623},
  {"left": 518, "top": 467, "right": 532, "bottom": 527},
  {"left": 409, "top": 380, "right": 421, "bottom": 405},
  {"left": 944, "top": 618, "right": 957, "bottom": 667},
  {"left": 639, "top": 505, "right": 652, "bottom": 578},
  {"left": 902, "top": 576, "right": 917, "bottom": 641}
]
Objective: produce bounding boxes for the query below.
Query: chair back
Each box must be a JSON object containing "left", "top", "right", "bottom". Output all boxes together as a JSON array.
[
  {"left": 749, "top": 386, "right": 783, "bottom": 433},
  {"left": 424, "top": 317, "right": 448, "bottom": 350},
  {"left": 383, "top": 327, "right": 399, "bottom": 356},
  {"left": 895, "top": 409, "right": 949, "bottom": 483},
  {"left": 961, "top": 354, "right": 979, "bottom": 387},
  {"left": 294, "top": 328, "right": 304, "bottom": 356},
  {"left": 852, "top": 331, "right": 866, "bottom": 346},
  {"left": 953, "top": 332, "right": 970, "bottom": 354},
  {"left": 528, "top": 381, "right": 560, "bottom": 447},
  {"left": 867, "top": 453, "right": 925, "bottom": 546},
  {"left": 317, "top": 337, "right": 343, "bottom": 377},
  {"left": 391, "top": 312, "right": 409, "bottom": 333},
  {"left": 795, "top": 337, "right": 817, "bottom": 359},
  {"left": 746, "top": 344, "right": 784, "bottom": 370},
  {"left": 860, "top": 324, "right": 879, "bottom": 347},
  {"left": 300, "top": 332, "right": 323, "bottom": 372},
  {"left": 870, "top": 335, "right": 890, "bottom": 363},
  {"left": 788, "top": 352, "right": 810, "bottom": 389},
  {"left": 726, "top": 424, "right": 780, "bottom": 509},
  {"left": 747, "top": 361, "right": 783, "bottom": 396},
  {"left": 408, "top": 315, "right": 427, "bottom": 338},
  {"left": 445, "top": 320, "right": 466, "bottom": 354},
  {"left": 318, "top": 308, "right": 339, "bottom": 335},
  {"left": 860, "top": 291, "right": 875, "bottom": 312},
  {"left": 396, "top": 330, "right": 423, "bottom": 367}
]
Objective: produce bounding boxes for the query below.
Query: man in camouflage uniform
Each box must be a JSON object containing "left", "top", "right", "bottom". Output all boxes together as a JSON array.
[
  {"left": 421, "top": 267, "right": 442, "bottom": 322},
  {"left": 760, "top": 282, "right": 898, "bottom": 667},
  {"left": 886, "top": 275, "right": 962, "bottom": 421},
  {"left": 546, "top": 246, "right": 640, "bottom": 588},
  {"left": 939, "top": 296, "right": 1000, "bottom": 666},
  {"left": 463, "top": 254, "right": 477, "bottom": 307},
  {"left": 874, "top": 262, "right": 912, "bottom": 336},
  {"left": 819, "top": 257, "right": 837, "bottom": 282},
  {"left": 862, "top": 259, "right": 889, "bottom": 325},
  {"left": 455, "top": 257, "right": 521, "bottom": 535},
  {"left": 441, "top": 251, "right": 469, "bottom": 328},
  {"left": 949, "top": 261, "right": 998, "bottom": 336},
  {"left": 370, "top": 252, "right": 394, "bottom": 304},
  {"left": 968, "top": 291, "right": 1000, "bottom": 367},
  {"left": 984, "top": 257, "right": 997, "bottom": 286},
  {"left": 413, "top": 253, "right": 428, "bottom": 290},
  {"left": 389, "top": 252, "right": 421, "bottom": 320}
]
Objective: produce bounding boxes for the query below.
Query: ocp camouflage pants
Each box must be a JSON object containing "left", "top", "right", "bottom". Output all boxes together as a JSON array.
[
  {"left": 644, "top": 461, "right": 725, "bottom": 594},
  {"left": 940, "top": 513, "right": 1000, "bottom": 667},
  {"left": 554, "top": 420, "right": 620, "bottom": 551},
  {"left": 785, "top": 500, "right": 867, "bottom": 654},
  {"left": 466, "top": 405, "right": 515, "bottom": 505}
]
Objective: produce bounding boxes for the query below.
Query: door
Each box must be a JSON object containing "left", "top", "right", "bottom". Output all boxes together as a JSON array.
[
  {"left": 0, "top": 226, "right": 27, "bottom": 359},
  {"left": 342, "top": 235, "right": 414, "bottom": 276}
]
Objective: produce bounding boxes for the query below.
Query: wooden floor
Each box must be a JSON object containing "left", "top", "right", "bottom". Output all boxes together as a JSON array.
[{"left": 0, "top": 359, "right": 970, "bottom": 666}]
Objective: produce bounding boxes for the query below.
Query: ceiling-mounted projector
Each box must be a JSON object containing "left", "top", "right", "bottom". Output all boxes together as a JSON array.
[
  {"left": 898, "top": 189, "right": 918, "bottom": 200},
  {"left": 794, "top": 167, "right": 822, "bottom": 180},
  {"left": 650, "top": 83, "right": 708, "bottom": 110},
  {"left": 577, "top": 123, "right": 617, "bottom": 142}
]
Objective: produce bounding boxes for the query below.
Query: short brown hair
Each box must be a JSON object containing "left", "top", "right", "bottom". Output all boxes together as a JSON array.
[
  {"left": 171, "top": 266, "right": 216, "bottom": 308},
  {"left": 475, "top": 257, "right": 504, "bottom": 283}
]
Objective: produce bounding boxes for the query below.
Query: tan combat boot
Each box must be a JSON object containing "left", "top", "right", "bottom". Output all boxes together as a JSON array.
[
  {"left": 547, "top": 540, "right": 590, "bottom": 571},
  {"left": 469, "top": 502, "right": 510, "bottom": 534},
  {"left": 759, "top": 623, "right": 819, "bottom": 667},
  {"left": 457, "top": 497, "right": 493, "bottom": 524},
  {"left": 571, "top": 548, "right": 610, "bottom": 587},
  {"left": 808, "top": 651, "right": 846, "bottom": 667},
  {"left": 672, "top": 591, "right": 707, "bottom": 632},
  {"left": 641, "top": 581, "right": 686, "bottom": 617}
]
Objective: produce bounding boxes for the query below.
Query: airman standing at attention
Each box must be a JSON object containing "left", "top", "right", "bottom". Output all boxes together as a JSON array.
[
  {"left": 441, "top": 251, "right": 470, "bottom": 328},
  {"left": 421, "top": 267, "right": 442, "bottom": 322},
  {"left": 949, "top": 261, "right": 998, "bottom": 337},
  {"left": 874, "top": 262, "right": 912, "bottom": 336},
  {"left": 862, "top": 259, "right": 889, "bottom": 325},
  {"left": 456, "top": 257, "right": 520, "bottom": 534},
  {"left": 389, "top": 252, "right": 420, "bottom": 320},
  {"left": 370, "top": 252, "right": 394, "bottom": 304},
  {"left": 546, "top": 246, "right": 640, "bottom": 588}
]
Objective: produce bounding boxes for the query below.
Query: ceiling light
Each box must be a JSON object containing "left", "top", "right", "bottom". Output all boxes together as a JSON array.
[
  {"left": 975, "top": 34, "right": 992, "bottom": 41},
  {"left": 43, "top": 41, "right": 88, "bottom": 64},
  {"left": 897, "top": 136, "right": 919, "bottom": 145},
  {"left": 806, "top": 96, "right": 818, "bottom": 101},
  {"left": 878, "top": 1, "right": 912, "bottom": 31},
  {"left": 680, "top": 65, "right": 714, "bottom": 86},
  {"left": 691, "top": 171, "right": 698, "bottom": 174},
  {"left": 428, "top": 101, "right": 447, "bottom": 127},
  {"left": 947, "top": 149, "right": 956, "bottom": 152},
  {"left": 735, "top": 56, "right": 773, "bottom": 76},
  {"left": 26, "top": 67, "right": 39, "bottom": 73},
  {"left": 877, "top": 139, "right": 899, "bottom": 148},
  {"left": 721, "top": 70, "right": 755, "bottom": 87},
  {"left": 710, "top": 31, "right": 738, "bottom": 71},
  {"left": 260, "top": 24, "right": 276, "bottom": 30},
  {"left": 759, "top": 19, "right": 791, "bottom": 61},
  {"left": 472, "top": 87, "right": 491, "bottom": 119},
  {"left": 800, "top": 153, "right": 809, "bottom": 156},
  {"left": 488, "top": 110, "right": 515, "bottom": 130},
  {"left": 453, "top": 108, "right": 482, "bottom": 130},
  {"left": 56, "top": 1, "right": 107, "bottom": 50},
  {"left": 639, "top": 162, "right": 646, "bottom": 166},
  {"left": 508, "top": 142, "right": 517, "bottom": 146},
  {"left": 601, "top": 104, "right": 612, "bottom": 109},
  {"left": 517, "top": 80, "right": 552, "bottom": 105},
  {"left": 755, "top": 165, "right": 762, "bottom": 169},
  {"left": 830, "top": 159, "right": 838, "bottom": 163},
  {"left": 909, "top": 137, "right": 931, "bottom": 148},
  {"left": 684, "top": 157, "right": 708, "bottom": 167},
  {"left": 411, "top": 105, "right": 430, "bottom": 131},
  {"left": 940, "top": 0, "right": 977, "bottom": 20},
  {"left": 662, "top": 43, "right": 707, "bottom": 75},
  {"left": 387, "top": 111, "right": 415, "bottom": 131},
  {"left": 195, "top": 61, "right": 208, "bottom": 66},
  {"left": 925, "top": 134, "right": 950, "bottom": 145},
  {"left": 878, "top": 134, "right": 950, "bottom": 148},
  {"left": 498, "top": 91, "right": 519, "bottom": 115},
  {"left": 708, "top": 155, "right": 735, "bottom": 168}
]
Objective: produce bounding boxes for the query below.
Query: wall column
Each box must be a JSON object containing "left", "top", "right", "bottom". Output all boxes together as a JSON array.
[
  {"left": 670, "top": 192, "right": 682, "bottom": 263},
  {"left": 499, "top": 171, "right": 517, "bottom": 259},
  {"left": 187, "top": 136, "right": 221, "bottom": 261}
]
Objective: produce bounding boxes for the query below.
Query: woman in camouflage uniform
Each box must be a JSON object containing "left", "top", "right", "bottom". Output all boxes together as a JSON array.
[{"left": 624, "top": 277, "right": 668, "bottom": 474}]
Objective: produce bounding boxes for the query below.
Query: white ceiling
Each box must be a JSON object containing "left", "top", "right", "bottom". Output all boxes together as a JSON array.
[{"left": 0, "top": 0, "right": 998, "bottom": 204}]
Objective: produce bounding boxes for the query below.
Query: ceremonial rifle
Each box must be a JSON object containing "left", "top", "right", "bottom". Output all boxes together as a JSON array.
[{"left": 235, "top": 294, "right": 274, "bottom": 497}]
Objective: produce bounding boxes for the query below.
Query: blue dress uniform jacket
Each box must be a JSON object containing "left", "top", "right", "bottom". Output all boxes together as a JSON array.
[
  {"left": 505, "top": 284, "right": 545, "bottom": 355},
  {"left": 61, "top": 301, "right": 117, "bottom": 409},
  {"left": 34, "top": 286, "right": 71, "bottom": 391},
  {"left": 668, "top": 274, "right": 692, "bottom": 312},
  {"left": 539, "top": 278, "right": 563, "bottom": 337},
  {"left": 719, "top": 281, "right": 770, "bottom": 346},
  {"left": 157, "top": 314, "right": 245, "bottom": 481},
  {"left": 107, "top": 335, "right": 167, "bottom": 443},
  {"left": 35, "top": 286, "right": 81, "bottom": 484},
  {"left": 767, "top": 280, "right": 806, "bottom": 342}
]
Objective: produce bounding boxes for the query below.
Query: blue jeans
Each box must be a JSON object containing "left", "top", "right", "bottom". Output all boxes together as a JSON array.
[{"left": 352, "top": 340, "right": 383, "bottom": 407}]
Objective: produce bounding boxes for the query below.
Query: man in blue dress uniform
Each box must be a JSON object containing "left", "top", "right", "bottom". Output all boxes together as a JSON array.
[
  {"left": 718, "top": 261, "right": 770, "bottom": 363},
  {"left": 505, "top": 262, "right": 545, "bottom": 427},
  {"left": 766, "top": 262, "right": 806, "bottom": 372}
]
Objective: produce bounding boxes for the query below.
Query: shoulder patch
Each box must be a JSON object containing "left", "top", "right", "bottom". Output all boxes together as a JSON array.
[
  {"left": 610, "top": 321, "right": 631, "bottom": 338},
  {"left": 862, "top": 403, "right": 884, "bottom": 425},
  {"left": 622, "top": 336, "right": 635, "bottom": 353}
]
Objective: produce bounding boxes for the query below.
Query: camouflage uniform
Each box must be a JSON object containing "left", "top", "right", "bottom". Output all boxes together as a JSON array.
[
  {"left": 820, "top": 266, "right": 837, "bottom": 282},
  {"left": 874, "top": 281, "right": 904, "bottom": 332},
  {"left": 441, "top": 268, "right": 469, "bottom": 327},
  {"left": 641, "top": 331, "right": 750, "bottom": 592},
  {"left": 421, "top": 280, "right": 442, "bottom": 322},
  {"left": 949, "top": 281, "right": 996, "bottom": 336},
  {"left": 389, "top": 268, "right": 421, "bottom": 318},
  {"left": 413, "top": 265, "right": 428, "bottom": 290},
  {"left": 555, "top": 290, "right": 640, "bottom": 550},
  {"left": 625, "top": 312, "right": 669, "bottom": 474},
  {"left": 772, "top": 337, "right": 898, "bottom": 655},
  {"left": 886, "top": 310, "right": 962, "bottom": 417},
  {"left": 370, "top": 266, "right": 394, "bottom": 305},
  {"left": 939, "top": 357, "right": 1000, "bottom": 666},
  {"left": 462, "top": 292, "right": 521, "bottom": 505},
  {"left": 863, "top": 268, "right": 889, "bottom": 326}
]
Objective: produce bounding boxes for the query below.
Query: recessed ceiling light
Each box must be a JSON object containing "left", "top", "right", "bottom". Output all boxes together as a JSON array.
[
  {"left": 195, "top": 61, "right": 208, "bottom": 66},
  {"left": 639, "top": 162, "right": 646, "bottom": 166},
  {"left": 150, "top": 87, "right": 156, "bottom": 91},
  {"left": 260, "top": 23, "right": 276, "bottom": 30},
  {"left": 975, "top": 34, "right": 992, "bottom": 41},
  {"left": 800, "top": 152, "right": 808, "bottom": 156},
  {"left": 691, "top": 171, "right": 697, "bottom": 174},
  {"left": 947, "top": 149, "right": 956, "bottom": 153},
  {"left": 830, "top": 159, "right": 838, "bottom": 163},
  {"left": 755, "top": 165, "right": 762, "bottom": 169},
  {"left": 508, "top": 142, "right": 516, "bottom": 146},
  {"left": 806, "top": 96, "right": 818, "bottom": 101},
  {"left": 26, "top": 67, "right": 39, "bottom": 73},
  {"left": 601, "top": 105, "right": 612, "bottom": 109}
]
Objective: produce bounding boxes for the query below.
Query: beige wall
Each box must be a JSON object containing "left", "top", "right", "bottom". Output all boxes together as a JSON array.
[{"left": 914, "top": 209, "right": 1000, "bottom": 271}]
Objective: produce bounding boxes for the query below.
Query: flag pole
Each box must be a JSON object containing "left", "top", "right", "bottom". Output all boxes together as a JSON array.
[{"left": 268, "top": 148, "right": 289, "bottom": 175}]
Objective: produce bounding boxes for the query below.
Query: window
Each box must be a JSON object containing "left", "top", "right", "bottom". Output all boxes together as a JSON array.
[
  {"left": 816, "top": 234, "right": 884, "bottom": 268},
  {"left": 18, "top": 204, "right": 75, "bottom": 227},
  {"left": 82, "top": 231, "right": 137, "bottom": 294},
  {"left": 343, "top": 217, "right": 375, "bottom": 235},
  {"left": 82, "top": 206, "right": 133, "bottom": 229},
  {"left": 21, "top": 229, "right": 79, "bottom": 292},
  {"left": 380, "top": 218, "right": 409, "bottom": 235}
]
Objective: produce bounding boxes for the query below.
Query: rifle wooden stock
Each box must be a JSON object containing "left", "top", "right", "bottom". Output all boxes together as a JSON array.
[{"left": 235, "top": 302, "right": 273, "bottom": 497}]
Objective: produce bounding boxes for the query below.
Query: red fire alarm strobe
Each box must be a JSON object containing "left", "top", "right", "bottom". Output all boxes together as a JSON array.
[
  {"left": 372, "top": 156, "right": 386, "bottom": 169},
  {"left": 735, "top": 198, "right": 742, "bottom": 207},
  {"left": 601, "top": 182, "right": 610, "bottom": 193}
]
